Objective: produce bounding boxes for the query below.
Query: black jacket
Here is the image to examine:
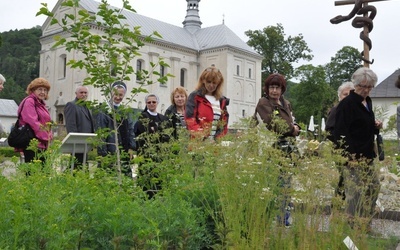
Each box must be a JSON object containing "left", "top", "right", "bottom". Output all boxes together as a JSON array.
[
  {"left": 333, "top": 90, "right": 377, "bottom": 160},
  {"left": 134, "top": 110, "right": 171, "bottom": 153}
]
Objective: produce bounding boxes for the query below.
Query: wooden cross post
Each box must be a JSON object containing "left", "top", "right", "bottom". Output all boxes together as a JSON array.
[{"left": 333, "top": 0, "right": 390, "bottom": 68}]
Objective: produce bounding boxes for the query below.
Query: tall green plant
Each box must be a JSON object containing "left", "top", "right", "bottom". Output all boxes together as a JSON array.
[{"left": 37, "top": 0, "right": 172, "bottom": 182}]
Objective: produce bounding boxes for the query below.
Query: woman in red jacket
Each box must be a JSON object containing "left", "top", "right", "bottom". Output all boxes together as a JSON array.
[
  {"left": 185, "top": 65, "right": 229, "bottom": 141},
  {"left": 16, "top": 78, "right": 53, "bottom": 163}
]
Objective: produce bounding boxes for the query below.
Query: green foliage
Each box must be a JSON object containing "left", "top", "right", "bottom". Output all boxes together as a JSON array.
[
  {"left": 290, "top": 64, "right": 336, "bottom": 124},
  {"left": 0, "top": 168, "right": 209, "bottom": 249},
  {"left": 245, "top": 23, "right": 313, "bottom": 82},
  {"left": 0, "top": 27, "right": 41, "bottom": 103},
  {"left": 37, "top": 0, "right": 172, "bottom": 182},
  {"left": 324, "top": 46, "right": 363, "bottom": 90},
  {"left": 0, "top": 147, "right": 19, "bottom": 158},
  {"left": 1, "top": 124, "right": 399, "bottom": 249}
]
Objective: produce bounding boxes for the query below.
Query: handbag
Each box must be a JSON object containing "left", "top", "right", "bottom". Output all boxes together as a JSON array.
[
  {"left": 376, "top": 133, "right": 384, "bottom": 161},
  {"left": 8, "top": 120, "right": 36, "bottom": 148},
  {"left": 7, "top": 97, "right": 36, "bottom": 148}
]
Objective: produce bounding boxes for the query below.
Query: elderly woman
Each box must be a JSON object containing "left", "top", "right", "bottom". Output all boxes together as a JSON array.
[
  {"left": 334, "top": 67, "right": 382, "bottom": 228},
  {"left": 0, "top": 74, "right": 5, "bottom": 92},
  {"left": 96, "top": 81, "right": 136, "bottom": 175},
  {"left": 253, "top": 73, "right": 300, "bottom": 227},
  {"left": 326, "top": 81, "right": 354, "bottom": 200},
  {"left": 326, "top": 81, "right": 355, "bottom": 141},
  {"left": 0, "top": 74, "right": 5, "bottom": 134},
  {"left": 134, "top": 94, "right": 172, "bottom": 198},
  {"left": 253, "top": 73, "right": 300, "bottom": 143},
  {"left": 16, "top": 78, "right": 53, "bottom": 163},
  {"left": 134, "top": 94, "right": 171, "bottom": 152}
]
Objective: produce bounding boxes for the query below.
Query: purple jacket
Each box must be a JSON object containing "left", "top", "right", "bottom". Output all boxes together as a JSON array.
[{"left": 17, "top": 94, "right": 52, "bottom": 150}]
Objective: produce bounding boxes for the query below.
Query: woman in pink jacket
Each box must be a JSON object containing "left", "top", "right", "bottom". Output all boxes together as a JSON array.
[{"left": 17, "top": 78, "right": 53, "bottom": 163}]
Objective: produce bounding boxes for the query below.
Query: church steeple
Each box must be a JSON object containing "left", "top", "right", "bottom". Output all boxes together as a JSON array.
[{"left": 182, "top": 0, "right": 202, "bottom": 34}]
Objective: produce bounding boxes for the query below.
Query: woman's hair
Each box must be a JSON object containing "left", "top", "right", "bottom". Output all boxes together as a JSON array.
[
  {"left": 0, "top": 74, "right": 5, "bottom": 83},
  {"left": 195, "top": 65, "right": 224, "bottom": 99},
  {"left": 263, "top": 73, "right": 287, "bottom": 95},
  {"left": 351, "top": 67, "right": 378, "bottom": 87},
  {"left": 337, "top": 81, "right": 354, "bottom": 99},
  {"left": 170, "top": 86, "right": 188, "bottom": 105},
  {"left": 26, "top": 78, "right": 51, "bottom": 100}
]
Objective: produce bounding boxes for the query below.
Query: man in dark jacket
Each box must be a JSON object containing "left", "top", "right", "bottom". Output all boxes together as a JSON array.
[{"left": 65, "top": 85, "right": 94, "bottom": 168}]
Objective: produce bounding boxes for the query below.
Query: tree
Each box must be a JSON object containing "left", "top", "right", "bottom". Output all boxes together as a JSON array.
[
  {"left": 0, "top": 27, "right": 41, "bottom": 102},
  {"left": 38, "top": 0, "right": 171, "bottom": 183},
  {"left": 289, "top": 64, "right": 336, "bottom": 124},
  {"left": 245, "top": 23, "right": 313, "bottom": 82},
  {"left": 324, "top": 46, "right": 362, "bottom": 91}
]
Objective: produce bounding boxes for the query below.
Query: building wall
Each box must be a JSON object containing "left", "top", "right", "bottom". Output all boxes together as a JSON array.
[{"left": 39, "top": 4, "right": 262, "bottom": 128}]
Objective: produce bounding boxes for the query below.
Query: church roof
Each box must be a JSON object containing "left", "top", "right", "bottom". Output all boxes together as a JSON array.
[
  {"left": 0, "top": 99, "right": 18, "bottom": 117},
  {"left": 77, "top": 0, "right": 259, "bottom": 56},
  {"left": 369, "top": 69, "right": 400, "bottom": 98}
]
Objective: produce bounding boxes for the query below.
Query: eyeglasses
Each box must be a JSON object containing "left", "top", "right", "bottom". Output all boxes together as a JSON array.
[
  {"left": 35, "top": 88, "right": 48, "bottom": 93},
  {"left": 269, "top": 86, "right": 281, "bottom": 90},
  {"left": 147, "top": 101, "right": 157, "bottom": 104},
  {"left": 357, "top": 84, "right": 373, "bottom": 89}
]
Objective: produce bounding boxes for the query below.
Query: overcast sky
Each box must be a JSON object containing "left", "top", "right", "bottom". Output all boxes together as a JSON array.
[{"left": 1, "top": 0, "right": 399, "bottom": 83}]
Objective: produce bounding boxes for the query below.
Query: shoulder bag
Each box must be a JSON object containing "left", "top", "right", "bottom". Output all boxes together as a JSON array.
[{"left": 7, "top": 98, "right": 36, "bottom": 148}]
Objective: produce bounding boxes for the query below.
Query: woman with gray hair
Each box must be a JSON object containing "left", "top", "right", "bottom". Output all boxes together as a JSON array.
[
  {"left": 333, "top": 67, "right": 382, "bottom": 229},
  {"left": 0, "top": 74, "right": 5, "bottom": 92},
  {"left": 326, "top": 81, "right": 354, "bottom": 141}
]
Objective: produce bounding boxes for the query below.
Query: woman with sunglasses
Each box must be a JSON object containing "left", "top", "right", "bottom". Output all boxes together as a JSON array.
[
  {"left": 134, "top": 94, "right": 172, "bottom": 198},
  {"left": 185, "top": 65, "right": 229, "bottom": 141},
  {"left": 134, "top": 94, "right": 171, "bottom": 147}
]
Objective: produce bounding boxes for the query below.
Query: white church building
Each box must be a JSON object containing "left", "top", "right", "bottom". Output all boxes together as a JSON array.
[{"left": 39, "top": 0, "right": 263, "bottom": 131}]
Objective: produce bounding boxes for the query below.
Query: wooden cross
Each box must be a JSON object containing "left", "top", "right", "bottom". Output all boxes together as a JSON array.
[{"left": 332, "top": 0, "right": 391, "bottom": 68}]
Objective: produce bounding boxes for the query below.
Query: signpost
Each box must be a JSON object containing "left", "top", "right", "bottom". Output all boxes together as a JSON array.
[{"left": 60, "top": 132, "right": 97, "bottom": 172}]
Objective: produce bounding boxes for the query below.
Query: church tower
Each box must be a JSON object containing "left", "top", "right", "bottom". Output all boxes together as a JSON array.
[{"left": 182, "top": 0, "right": 202, "bottom": 33}]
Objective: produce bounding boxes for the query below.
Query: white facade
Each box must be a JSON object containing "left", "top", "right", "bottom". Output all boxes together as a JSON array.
[{"left": 39, "top": 0, "right": 263, "bottom": 128}]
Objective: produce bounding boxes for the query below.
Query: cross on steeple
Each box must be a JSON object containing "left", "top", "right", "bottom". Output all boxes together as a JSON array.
[{"left": 331, "top": 0, "right": 391, "bottom": 68}]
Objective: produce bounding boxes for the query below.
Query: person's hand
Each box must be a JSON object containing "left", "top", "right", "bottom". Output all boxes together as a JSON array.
[
  {"left": 293, "top": 124, "right": 300, "bottom": 136},
  {"left": 128, "top": 149, "right": 135, "bottom": 160},
  {"left": 375, "top": 120, "right": 383, "bottom": 129}
]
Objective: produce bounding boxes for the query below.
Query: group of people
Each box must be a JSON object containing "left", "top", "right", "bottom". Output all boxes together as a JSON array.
[
  {"left": 4, "top": 65, "right": 383, "bottom": 225},
  {"left": 252, "top": 67, "right": 382, "bottom": 228},
  {"left": 7, "top": 64, "right": 229, "bottom": 168}
]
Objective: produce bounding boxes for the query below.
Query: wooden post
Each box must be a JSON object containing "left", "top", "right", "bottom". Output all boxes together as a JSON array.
[
  {"left": 332, "top": 0, "right": 390, "bottom": 68},
  {"left": 362, "top": 2, "right": 370, "bottom": 67}
]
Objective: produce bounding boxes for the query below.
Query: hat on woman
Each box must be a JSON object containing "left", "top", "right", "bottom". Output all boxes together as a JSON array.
[{"left": 112, "top": 81, "right": 127, "bottom": 91}]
